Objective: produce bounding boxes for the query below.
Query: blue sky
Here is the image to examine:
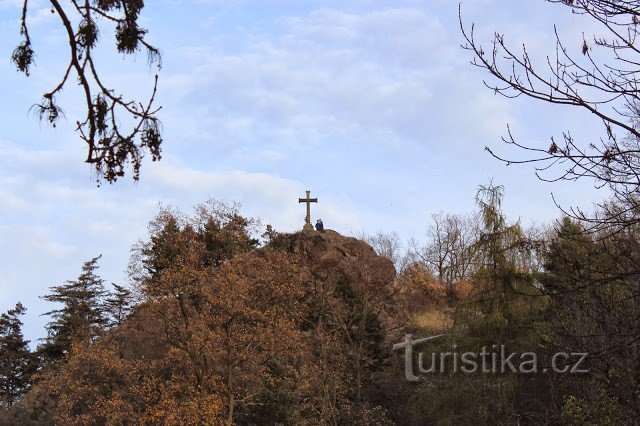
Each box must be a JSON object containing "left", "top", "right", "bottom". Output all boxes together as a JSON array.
[{"left": 1, "top": 0, "right": 609, "bottom": 342}]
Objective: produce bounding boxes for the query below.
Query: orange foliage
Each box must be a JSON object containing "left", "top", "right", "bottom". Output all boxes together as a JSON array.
[
  {"left": 396, "top": 263, "right": 447, "bottom": 311},
  {"left": 13, "top": 241, "right": 393, "bottom": 424},
  {"left": 451, "top": 279, "right": 475, "bottom": 301}
]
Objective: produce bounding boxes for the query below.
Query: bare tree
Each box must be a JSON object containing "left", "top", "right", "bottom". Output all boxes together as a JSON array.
[
  {"left": 358, "top": 230, "right": 408, "bottom": 272},
  {"left": 460, "top": 1, "right": 640, "bottom": 230},
  {"left": 12, "top": 1, "right": 162, "bottom": 184},
  {"left": 411, "top": 212, "right": 480, "bottom": 285}
]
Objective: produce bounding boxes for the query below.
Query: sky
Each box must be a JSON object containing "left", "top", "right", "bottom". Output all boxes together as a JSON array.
[{"left": 0, "top": 0, "right": 612, "bottom": 342}]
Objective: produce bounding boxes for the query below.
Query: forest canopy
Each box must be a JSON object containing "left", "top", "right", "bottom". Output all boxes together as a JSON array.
[{"left": 1, "top": 187, "right": 638, "bottom": 423}]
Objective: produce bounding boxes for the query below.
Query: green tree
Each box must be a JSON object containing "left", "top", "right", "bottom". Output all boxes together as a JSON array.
[
  {"left": 133, "top": 200, "right": 260, "bottom": 299},
  {"left": 472, "top": 183, "right": 542, "bottom": 330},
  {"left": 540, "top": 217, "right": 593, "bottom": 293},
  {"left": 409, "top": 186, "right": 552, "bottom": 423},
  {"left": 0, "top": 303, "right": 33, "bottom": 409},
  {"left": 461, "top": 4, "right": 640, "bottom": 419},
  {"left": 40, "top": 255, "right": 108, "bottom": 363},
  {"left": 541, "top": 215, "right": 640, "bottom": 421},
  {"left": 104, "top": 283, "right": 133, "bottom": 328}
]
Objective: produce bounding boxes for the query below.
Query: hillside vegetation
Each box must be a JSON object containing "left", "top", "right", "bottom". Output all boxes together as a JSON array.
[{"left": 2, "top": 190, "right": 639, "bottom": 424}]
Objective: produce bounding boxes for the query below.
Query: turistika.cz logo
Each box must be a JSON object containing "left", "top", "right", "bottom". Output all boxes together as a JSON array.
[{"left": 392, "top": 334, "right": 589, "bottom": 382}]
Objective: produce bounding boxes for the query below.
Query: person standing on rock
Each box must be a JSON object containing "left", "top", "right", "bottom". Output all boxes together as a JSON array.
[{"left": 315, "top": 219, "right": 324, "bottom": 232}]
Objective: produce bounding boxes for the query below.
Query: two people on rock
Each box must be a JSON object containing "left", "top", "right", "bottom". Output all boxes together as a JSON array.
[{"left": 315, "top": 219, "right": 324, "bottom": 232}]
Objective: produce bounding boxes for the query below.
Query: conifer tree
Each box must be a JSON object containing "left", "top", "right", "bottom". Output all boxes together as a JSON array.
[
  {"left": 40, "top": 255, "right": 108, "bottom": 363},
  {"left": 135, "top": 200, "right": 260, "bottom": 298},
  {"left": 541, "top": 217, "right": 593, "bottom": 294},
  {"left": 474, "top": 183, "right": 530, "bottom": 310},
  {"left": 0, "top": 303, "right": 33, "bottom": 409},
  {"left": 450, "top": 183, "right": 546, "bottom": 342},
  {"left": 104, "top": 283, "right": 133, "bottom": 328}
]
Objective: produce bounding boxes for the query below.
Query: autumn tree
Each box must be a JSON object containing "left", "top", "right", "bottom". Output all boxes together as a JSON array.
[
  {"left": 199, "top": 251, "right": 309, "bottom": 424},
  {"left": 9, "top": 201, "right": 396, "bottom": 424},
  {"left": 8, "top": 304, "right": 227, "bottom": 424},
  {"left": 129, "top": 201, "right": 305, "bottom": 424},
  {"left": 13, "top": 241, "right": 308, "bottom": 424},
  {"left": 10, "top": 243, "right": 391, "bottom": 425},
  {"left": 0, "top": 303, "right": 33, "bottom": 410},
  {"left": 269, "top": 230, "right": 396, "bottom": 423},
  {"left": 395, "top": 262, "right": 446, "bottom": 312},
  {"left": 136, "top": 206, "right": 393, "bottom": 423},
  {"left": 12, "top": 1, "right": 162, "bottom": 183},
  {"left": 40, "top": 255, "right": 108, "bottom": 364}
]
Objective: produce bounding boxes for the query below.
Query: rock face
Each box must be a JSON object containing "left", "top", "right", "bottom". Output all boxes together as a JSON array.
[{"left": 270, "top": 229, "right": 396, "bottom": 288}]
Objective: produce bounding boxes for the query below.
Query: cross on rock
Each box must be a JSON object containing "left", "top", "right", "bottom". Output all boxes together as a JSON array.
[{"left": 298, "top": 190, "right": 317, "bottom": 231}]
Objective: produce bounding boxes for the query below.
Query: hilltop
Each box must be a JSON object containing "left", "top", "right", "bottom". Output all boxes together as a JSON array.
[{"left": 7, "top": 226, "right": 399, "bottom": 425}]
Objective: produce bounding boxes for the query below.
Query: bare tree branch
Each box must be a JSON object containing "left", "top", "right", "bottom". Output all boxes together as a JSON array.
[{"left": 460, "top": 1, "right": 640, "bottom": 229}]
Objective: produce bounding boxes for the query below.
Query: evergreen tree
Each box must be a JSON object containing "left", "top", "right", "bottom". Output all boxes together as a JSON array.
[
  {"left": 474, "top": 184, "right": 525, "bottom": 312},
  {"left": 540, "top": 216, "right": 640, "bottom": 421},
  {"left": 40, "top": 255, "right": 108, "bottom": 363},
  {"left": 455, "top": 183, "right": 545, "bottom": 341},
  {"left": 135, "top": 200, "right": 260, "bottom": 298},
  {"left": 104, "top": 283, "right": 133, "bottom": 327},
  {"left": 0, "top": 303, "right": 33, "bottom": 409}
]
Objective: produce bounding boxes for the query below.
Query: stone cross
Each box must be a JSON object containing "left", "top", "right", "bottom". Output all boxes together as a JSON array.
[{"left": 298, "top": 190, "right": 317, "bottom": 231}]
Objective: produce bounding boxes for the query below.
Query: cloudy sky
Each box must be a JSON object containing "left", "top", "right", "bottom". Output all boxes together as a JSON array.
[{"left": 1, "top": 0, "right": 608, "bottom": 341}]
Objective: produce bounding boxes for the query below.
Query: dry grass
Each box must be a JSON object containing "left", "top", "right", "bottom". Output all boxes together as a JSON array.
[{"left": 412, "top": 307, "right": 453, "bottom": 334}]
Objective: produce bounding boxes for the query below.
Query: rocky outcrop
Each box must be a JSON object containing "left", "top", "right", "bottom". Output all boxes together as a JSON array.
[{"left": 270, "top": 229, "right": 396, "bottom": 287}]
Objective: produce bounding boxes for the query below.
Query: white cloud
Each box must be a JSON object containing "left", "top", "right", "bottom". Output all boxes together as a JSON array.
[
  {"left": 0, "top": 1, "right": 608, "bottom": 342},
  {"left": 0, "top": 134, "right": 365, "bottom": 342},
  {"left": 162, "top": 6, "right": 516, "bottom": 164}
]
